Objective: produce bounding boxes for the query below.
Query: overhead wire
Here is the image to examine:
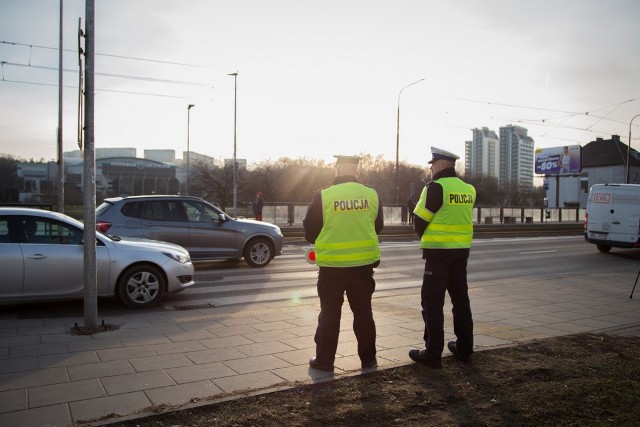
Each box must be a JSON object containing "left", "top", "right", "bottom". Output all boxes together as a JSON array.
[
  {"left": 1, "top": 78, "right": 189, "bottom": 99},
  {"left": 584, "top": 99, "right": 636, "bottom": 130},
  {"left": 0, "top": 40, "right": 215, "bottom": 70},
  {"left": 443, "top": 95, "right": 638, "bottom": 126},
  {"left": 2, "top": 39, "right": 638, "bottom": 144},
  {"left": 434, "top": 95, "right": 640, "bottom": 143},
  {"left": 1, "top": 60, "right": 210, "bottom": 87},
  {"left": 426, "top": 97, "right": 640, "bottom": 146}
]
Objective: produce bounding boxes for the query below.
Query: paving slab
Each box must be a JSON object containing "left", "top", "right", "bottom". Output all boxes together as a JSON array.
[{"left": 0, "top": 269, "right": 637, "bottom": 426}]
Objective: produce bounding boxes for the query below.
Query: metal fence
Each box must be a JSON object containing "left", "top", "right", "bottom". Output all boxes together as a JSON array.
[
  {"left": 2, "top": 202, "right": 584, "bottom": 227},
  {"left": 241, "top": 204, "right": 585, "bottom": 227}
]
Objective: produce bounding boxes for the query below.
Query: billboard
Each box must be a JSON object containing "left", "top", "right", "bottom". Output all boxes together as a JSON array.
[{"left": 534, "top": 145, "right": 581, "bottom": 175}]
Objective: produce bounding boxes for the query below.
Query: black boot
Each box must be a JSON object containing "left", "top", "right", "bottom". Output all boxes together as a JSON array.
[
  {"left": 408, "top": 348, "right": 441, "bottom": 369},
  {"left": 447, "top": 340, "right": 472, "bottom": 362},
  {"left": 309, "top": 357, "right": 334, "bottom": 372}
]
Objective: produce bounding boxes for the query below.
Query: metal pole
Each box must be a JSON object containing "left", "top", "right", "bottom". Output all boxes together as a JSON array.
[
  {"left": 186, "top": 104, "right": 194, "bottom": 195},
  {"left": 83, "top": 0, "right": 97, "bottom": 329},
  {"left": 57, "top": 0, "right": 64, "bottom": 213},
  {"left": 395, "top": 78, "right": 424, "bottom": 205},
  {"left": 626, "top": 114, "right": 640, "bottom": 184},
  {"left": 56, "top": 0, "right": 64, "bottom": 213},
  {"left": 228, "top": 72, "right": 238, "bottom": 217},
  {"left": 630, "top": 268, "right": 640, "bottom": 299},
  {"left": 395, "top": 102, "right": 400, "bottom": 205}
]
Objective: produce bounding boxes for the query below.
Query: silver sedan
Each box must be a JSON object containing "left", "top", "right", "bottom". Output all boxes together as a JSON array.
[{"left": 0, "top": 208, "right": 194, "bottom": 308}]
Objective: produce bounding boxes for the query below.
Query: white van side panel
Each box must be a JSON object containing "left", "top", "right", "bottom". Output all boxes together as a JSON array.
[{"left": 585, "top": 184, "right": 640, "bottom": 249}]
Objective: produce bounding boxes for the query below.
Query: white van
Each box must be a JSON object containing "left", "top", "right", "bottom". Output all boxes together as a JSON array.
[{"left": 584, "top": 183, "right": 640, "bottom": 252}]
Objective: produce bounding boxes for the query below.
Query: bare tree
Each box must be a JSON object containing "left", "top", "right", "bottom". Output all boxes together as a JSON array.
[
  {"left": 271, "top": 157, "right": 333, "bottom": 202},
  {"left": 246, "top": 160, "right": 284, "bottom": 202},
  {"left": 190, "top": 160, "right": 234, "bottom": 211},
  {"left": 0, "top": 156, "right": 20, "bottom": 202},
  {"left": 2, "top": 154, "right": 546, "bottom": 213},
  {"left": 464, "top": 173, "right": 504, "bottom": 206}
]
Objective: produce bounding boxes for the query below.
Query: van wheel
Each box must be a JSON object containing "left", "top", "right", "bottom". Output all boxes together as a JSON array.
[
  {"left": 244, "top": 237, "right": 274, "bottom": 267},
  {"left": 117, "top": 265, "right": 165, "bottom": 308},
  {"left": 596, "top": 244, "right": 612, "bottom": 253}
]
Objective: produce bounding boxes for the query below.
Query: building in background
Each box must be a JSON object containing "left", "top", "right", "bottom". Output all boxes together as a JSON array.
[
  {"left": 499, "top": 125, "right": 534, "bottom": 189},
  {"left": 145, "top": 149, "right": 176, "bottom": 163},
  {"left": 224, "top": 158, "right": 247, "bottom": 170},
  {"left": 581, "top": 135, "right": 639, "bottom": 186},
  {"left": 15, "top": 161, "right": 58, "bottom": 203},
  {"left": 13, "top": 148, "right": 220, "bottom": 204},
  {"left": 465, "top": 127, "right": 500, "bottom": 179},
  {"left": 542, "top": 135, "right": 640, "bottom": 208},
  {"left": 64, "top": 157, "right": 180, "bottom": 199},
  {"left": 183, "top": 151, "right": 216, "bottom": 167},
  {"left": 65, "top": 147, "right": 137, "bottom": 159}
]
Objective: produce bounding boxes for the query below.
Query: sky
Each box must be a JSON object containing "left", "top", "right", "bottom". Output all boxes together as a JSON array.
[{"left": 1, "top": 0, "right": 639, "bottom": 169}]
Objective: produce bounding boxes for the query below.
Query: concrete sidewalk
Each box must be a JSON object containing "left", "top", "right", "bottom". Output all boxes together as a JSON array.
[{"left": 1, "top": 269, "right": 639, "bottom": 427}]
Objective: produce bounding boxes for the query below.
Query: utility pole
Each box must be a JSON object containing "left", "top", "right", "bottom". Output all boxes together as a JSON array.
[
  {"left": 627, "top": 114, "right": 640, "bottom": 184},
  {"left": 395, "top": 78, "right": 424, "bottom": 205},
  {"left": 186, "top": 104, "right": 194, "bottom": 195},
  {"left": 228, "top": 72, "right": 238, "bottom": 217},
  {"left": 57, "top": 0, "right": 64, "bottom": 213},
  {"left": 83, "top": 0, "right": 97, "bottom": 329}
]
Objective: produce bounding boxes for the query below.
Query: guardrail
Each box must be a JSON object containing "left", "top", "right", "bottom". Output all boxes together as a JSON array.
[
  {"left": 244, "top": 204, "right": 585, "bottom": 227},
  {"left": 2, "top": 203, "right": 584, "bottom": 237},
  {"left": 281, "top": 223, "right": 585, "bottom": 241}
]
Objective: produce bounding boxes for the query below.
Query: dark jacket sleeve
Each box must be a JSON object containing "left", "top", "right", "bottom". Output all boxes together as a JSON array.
[
  {"left": 414, "top": 215, "right": 427, "bottom": 237},
  {"left": 302, "top": 190, "right": 323, "bottom": 243},
  {"left": 375, "top": 198, "right": 384, "bottom": 235}
]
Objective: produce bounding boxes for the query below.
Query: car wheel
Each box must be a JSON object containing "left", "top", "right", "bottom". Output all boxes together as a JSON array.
[
  {"left": 596, "top": 244, "right": 612, "bottom": 253},
  {"left": 243, "top": 237, "right": 274, "bottom": 267},
  {"left": 117, "top": 264, "right": 166, "bottom": 308}
]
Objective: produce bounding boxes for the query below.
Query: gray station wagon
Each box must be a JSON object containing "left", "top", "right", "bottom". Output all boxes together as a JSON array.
[{"left": 96, "top": 195, "right": 284, "bottom": 267}]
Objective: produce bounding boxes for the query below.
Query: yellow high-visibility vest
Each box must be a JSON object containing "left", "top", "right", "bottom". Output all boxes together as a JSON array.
[
  {"left": 414, "top": 177, "right": 475, "bottom": 249},
  {"left": 315, "top": 182, "right": 381, "bottom": 267}
]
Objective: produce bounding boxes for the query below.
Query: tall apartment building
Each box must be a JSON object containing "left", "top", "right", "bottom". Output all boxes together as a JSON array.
[
  {"left": 499, "top": 125, "right": 534, "bottom": 189},
  {"left": 465, "top": 125, "right": 534, "bottom": 189},
  {"left": 465, "top": 127, "right": 500, "bottom": 179}
]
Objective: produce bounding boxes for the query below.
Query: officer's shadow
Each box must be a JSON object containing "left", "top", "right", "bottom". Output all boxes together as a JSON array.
[{"left": 305, "top": 369, "right": 386, "bottom": 423}]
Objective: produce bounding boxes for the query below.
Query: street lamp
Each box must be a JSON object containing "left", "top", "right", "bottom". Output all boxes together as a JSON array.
[
  {"left": 228, "top": 72, "right": 238, "bottom": 217},
  {"left": 626, "top": 113, "right": 640, "bottom": 184},
  {"left": 395, "top": 78, "right": 424, "bottom": 205},
  {"left": 186, "top": 103, "right": 195, "bottom": 195}
]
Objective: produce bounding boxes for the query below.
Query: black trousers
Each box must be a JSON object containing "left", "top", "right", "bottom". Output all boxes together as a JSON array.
[
  {"left": 421, "top": 248, "right": 473, "bottom": 360},
  {"left": 314, "top": 266, "right": 376, "bottom": 364}
]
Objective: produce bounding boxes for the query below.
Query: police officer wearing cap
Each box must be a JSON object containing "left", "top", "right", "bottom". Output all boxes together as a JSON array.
[
  {"left": 303, "top": 155, "right": 384, "bottom": 372},
  {"left": 409, "top": 147, "right": 476, "bottom": 368}
]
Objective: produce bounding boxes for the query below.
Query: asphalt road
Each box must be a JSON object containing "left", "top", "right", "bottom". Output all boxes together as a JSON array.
[{"left": 7, "top": 235, "right": 638, "bottom": 319}]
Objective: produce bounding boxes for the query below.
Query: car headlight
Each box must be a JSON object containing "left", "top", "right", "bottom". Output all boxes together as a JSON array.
[{"left": 163, "top": 251, "right": 191, "bottom": 264}]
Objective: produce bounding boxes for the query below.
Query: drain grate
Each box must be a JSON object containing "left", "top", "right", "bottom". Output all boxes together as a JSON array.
[{"left": 173, "top": 303, "right": 217, "bottom": 311}]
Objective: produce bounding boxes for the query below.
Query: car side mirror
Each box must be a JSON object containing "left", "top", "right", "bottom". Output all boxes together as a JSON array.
[{"left": 219, "top": 214, "right": 226, "bottom": 222}]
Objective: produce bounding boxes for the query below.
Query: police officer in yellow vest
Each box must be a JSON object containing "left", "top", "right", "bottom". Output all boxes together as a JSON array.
[
  {"left": 409, "top": 147, "right": 476, "bottom": 368},
  {"left": 303, "top": 155, "right": 384, "bottom": 372}
]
